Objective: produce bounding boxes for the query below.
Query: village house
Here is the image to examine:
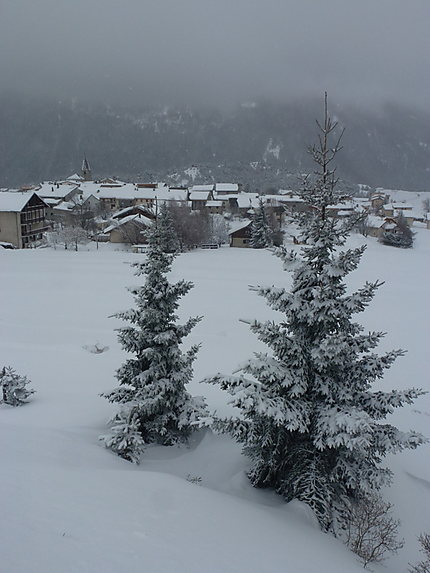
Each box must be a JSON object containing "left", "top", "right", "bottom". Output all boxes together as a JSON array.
[
  {"left": 36, "top": 181, "right": 80, "bottom": 203},
  {"left": 0, "top": 191, "right": 49, "bottom": 248},
  {"left": 80, "top": 193, "right": 100, "bottom": 213},
  {"left": 205, "top": 200, "right": 224, "bottom": 214},
  {"left": 365, "top": 215, "right": 386, "bottom": 238},
  {"left": 365, "top": 215, "right": 412, "bottom": 239},
  {"left": 94, "top": 184, "right": 188, "bottom": 212},
  {"left": 263, "top": 193, "right": 305, "bottom": 224},
  {"left": 99, "top": 213, "right": 153, "bottom": 244},
  {"left": 228, "top": 220, "right": 252, "bottom": 247},
  {"left": 190, "top": 184, "right": 214, "bottom": 192},
  {"left": 273, "top": 191, "right": 307, "bottom": 213},
  {"left": 189, "top": 189, "right": 214, "bottom": 210},
  {"left": 326, "top": 200, "right": 357, "bottom": 218},
  {"left": 370, "top": 192, "right": 390, "bottom": 212},
  {"left": 236, "top": 193, "right": 260, "bottom": 217},
  {"left": 35, "top": 182, "right": 81, "bottom": 219}
]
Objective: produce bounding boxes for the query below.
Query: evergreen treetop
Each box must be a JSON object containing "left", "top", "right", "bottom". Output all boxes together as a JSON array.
[
  {"left": 156, "top": 201, "right": 180, "bottom": 253},
  {"left": 250, "top": 198, "right": 273, "bottom": 249}
]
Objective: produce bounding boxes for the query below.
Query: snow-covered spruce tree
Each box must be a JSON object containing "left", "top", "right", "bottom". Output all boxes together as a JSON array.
[
  {"left": 250, "top": 198, "right": 273, "bottom": 248},
  {"left": 205, "top": 95, "right": 425, "bottom": 531},
  {"left": 0, "top": 366, "right": 35, "bottom": 406},
  {"left": 157, "top": 201, "right": 180, "bottom": 253},
  {"left": 101, "top": 220, "right": 207, "bottom": 463}
]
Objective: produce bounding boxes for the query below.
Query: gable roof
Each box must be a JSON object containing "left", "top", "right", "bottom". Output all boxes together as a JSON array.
[
  {"left": 37, "top": 182, "right": 80, "bottom": 199},
  {"left": 0, "top": 191, "right": 42, "bottom": 212},
  {"left": 112, "top": 205, "right": 155, "bottom": 219},
  {"left": 228, "top": 219, "right": 252, "bottom": 235},
  {"left": 67, "top": 173, "right": 83, "bottom": 181},
  {"left": 103, "top": 214, "right": 153, "bottom": 234},
  {"left": 189, "top": 191, "right": 211, "bottom": 200}
]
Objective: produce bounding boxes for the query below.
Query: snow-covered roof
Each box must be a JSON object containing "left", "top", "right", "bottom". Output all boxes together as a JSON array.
[
  {"left": 67, "top": 173, "right": 83, "bottom": 181},
  {"left": 83, "top": 194, "right": 99, "bottom": 204},
  {"left": 367, "top": 215, "right": 385, "bottom": 228},
  {"left": 237, "top": 194, "right": 259, "bottom": 209},
  {"left": 213, "top": 193, "right": 235, "bottom": 201},
  {"left": 383, "top": 221, "right": 397, "bottom": 230},
  {"left": 392, "top": 203, "right": 413, "bottom": 210},
  {"left": 206, "top": 200, "right": 224, "bottom": 207},
  {"left": 228, "top": 219, "right": 252, "bottom": 235},
  {"left": 189, "top": 191, "right": 211, "bottom": 200},
  {"left": 190, "top": 184, "right": 214, "bottom": 192},
  {"left": 53, "top": 201, "right": 75, "bottom": 212},
  {"left": 327, "top": 202, "right": 355, "bottom": 211},
  {"left": 264, "top": 194, "right": 304, "bottom": 205},
  {"left": 37, "top": 182, "right": 79, "bottom": 199},
  {"left": 215, "top": 183, "right": 239, "bottom": 192},
  {"left": 394, "top": 209, "right": 421, "bottom": 219},
  {"left": 112, "top": 205, "right": 154, "bottom": 219},
  {"left": 94, "top": 185, "right": 187, "bottom": 202},
  {"left": 0, "top": 191, "right": 35, "bottom": 212},
  {"left": 71, "top": 181, "right": 101, "bottom": 200},
  {"left": 103, "top": 214, "right": 153, "bottom": 234},
  {"left": 41, "top": 198, "right": 61, "bottom": 206}
]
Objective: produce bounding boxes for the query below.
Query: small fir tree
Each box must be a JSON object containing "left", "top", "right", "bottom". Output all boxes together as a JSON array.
[
  {"left": 205, "top": 95, "right": 426, "bottom": 531},
  {"left": 0, "top": 366, "right": 35, "bottom": 406},
  {"left": 101, "top": 220, "right": 207, "bottom": 463},
  {"left": 250, "top": 198, "right": 273, "bottom": 248}
]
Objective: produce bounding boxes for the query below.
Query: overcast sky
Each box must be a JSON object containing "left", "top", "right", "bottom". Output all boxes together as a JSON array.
[{"left": 1, "top": 0, "right": 430, "bottom": 109}]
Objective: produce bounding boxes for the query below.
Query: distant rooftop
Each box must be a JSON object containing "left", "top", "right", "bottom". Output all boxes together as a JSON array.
[{"left": 215, "top": 183, "right": 239, "bottom": 192}]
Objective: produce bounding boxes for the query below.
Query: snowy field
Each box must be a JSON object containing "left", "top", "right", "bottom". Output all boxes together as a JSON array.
[{"left": 1, "top": 230, "right": 429, "bottom": 573}]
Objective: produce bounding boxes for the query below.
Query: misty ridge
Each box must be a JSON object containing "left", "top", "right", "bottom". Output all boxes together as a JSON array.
[{"left": 1, "top": 93, "right": 430, "bottom": 192}]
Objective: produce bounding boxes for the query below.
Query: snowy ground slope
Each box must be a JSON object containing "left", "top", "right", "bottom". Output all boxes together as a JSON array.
[{"left": 0, "top": 233, "right": 429, "bottom": 573}]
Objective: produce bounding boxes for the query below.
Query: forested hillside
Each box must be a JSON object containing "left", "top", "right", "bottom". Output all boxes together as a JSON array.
[{"left": 1, "top": 94, "right": 430, "bottom": 191}]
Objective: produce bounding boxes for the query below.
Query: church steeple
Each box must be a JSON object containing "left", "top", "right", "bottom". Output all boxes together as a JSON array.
[{"left": 82, "top": 156, "right": 92, "bottom": 181}]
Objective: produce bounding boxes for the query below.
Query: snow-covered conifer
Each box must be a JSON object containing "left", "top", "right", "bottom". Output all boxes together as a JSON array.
[
  {"left": 250, "top": 198, "right": 273, "bottom": 248},
  {"left": 205, "top": 95, "right": 426, "bottom": 531},
  {"left": 101, "top": 218, "right": 206, "bottom": 463},
  {"left": 157, "top": 201, "right": 180, "bottom": 253},
  {"left": 0, "top": 366, "right": 35, "bottom": 406}
]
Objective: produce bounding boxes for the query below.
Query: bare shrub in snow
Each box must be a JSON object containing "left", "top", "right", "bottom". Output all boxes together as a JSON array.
[
  {"left": 410, "top": 533, "right": 430, "bottom": 573},
  {"left": 186, "top": 474, "right": 203, "bottom": 485},
  {"left": 341, "top": 494, "right": 404, "bottom": 568},
  {"left": 168, "top": 202, "right": 211, "bottom": 250}
]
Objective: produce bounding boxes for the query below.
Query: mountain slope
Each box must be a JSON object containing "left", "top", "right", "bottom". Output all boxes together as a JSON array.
[{"left": 1, "top": 95, "right": 430, "bottom": 190}]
